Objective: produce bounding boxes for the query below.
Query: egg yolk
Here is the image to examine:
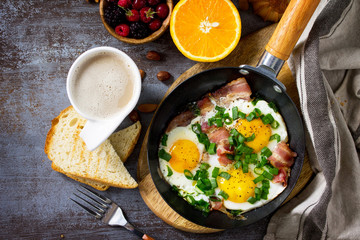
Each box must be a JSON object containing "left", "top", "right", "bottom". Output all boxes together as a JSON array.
[
  {"left": 235, "top": 118, "right": 271, "bottom": 153},
  {"left": 169, "top": 139, "right": 200, "bottom": 173},
  {"left": 218, "top": 168, "right": 256, "bottom": 203}
]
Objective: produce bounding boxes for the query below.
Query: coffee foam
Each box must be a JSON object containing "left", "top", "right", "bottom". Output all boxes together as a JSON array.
[{"left": 70, "top": 52, "right": 135, "bottom": 120}]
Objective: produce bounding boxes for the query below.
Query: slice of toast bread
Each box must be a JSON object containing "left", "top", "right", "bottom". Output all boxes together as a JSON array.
[
  {"left": 60, "top": 121, "right": 141, "bottom": 190},
  {"left": 45, "top": 106, "right": 138, "bottom": 189}
]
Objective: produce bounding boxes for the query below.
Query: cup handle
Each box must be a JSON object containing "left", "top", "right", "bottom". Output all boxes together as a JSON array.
[{"left": 80, "top": 117, "right": 124, "bottom": 151}]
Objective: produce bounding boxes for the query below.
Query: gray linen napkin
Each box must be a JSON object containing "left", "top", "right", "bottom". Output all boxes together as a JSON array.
[{"left": 265, "top": 0, "right": 360, "bottom": 239}]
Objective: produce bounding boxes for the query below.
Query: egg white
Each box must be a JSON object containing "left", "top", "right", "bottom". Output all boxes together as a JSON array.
[{"left": 159, "top": 97, "right": 291, "bottom": 213}]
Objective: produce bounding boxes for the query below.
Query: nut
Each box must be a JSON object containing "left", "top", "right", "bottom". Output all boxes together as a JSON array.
[
  {"left": 157, "top": 71, "right": 171, "bottom": 81},
  {"left": 128, "top": 110, "right": 140, "bottom": 122},
  {"left": 137, "top": 103, "right": 158, "bottom": 113},
  {"left": 139, "top": 69, "right": 146, "bottom": 80},
  {"left": 146, "top": 51, "right": 161, "bottom": 61}
]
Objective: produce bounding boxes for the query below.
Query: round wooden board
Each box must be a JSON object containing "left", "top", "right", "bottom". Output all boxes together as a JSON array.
[{"left": 137, "top": 24, "right": 313, "bottom": 233}]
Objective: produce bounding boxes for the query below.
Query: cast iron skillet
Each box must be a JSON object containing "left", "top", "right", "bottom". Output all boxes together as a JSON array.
[{"left": 147, "top": 0, "right": 319, "bottom": 229}]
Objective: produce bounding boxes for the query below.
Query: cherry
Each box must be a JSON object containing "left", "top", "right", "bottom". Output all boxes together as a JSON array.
[
  {"left": 126, "top": 9, "right": 140, "bottom": 22},
  {"left": 156, "top": 3, "right": 169, "bottom": 19},
  {"left": 132, "top": 0, "right": 146, "bottom": 10},
  {"left": 147, "top": 0, "right": 160, "bottom": 6},
  {"left": 149, "top": 18, "right": 162, "bottom": 31},
  {"left": 140, "top": 7, "right": 155, "bottom": 23}
]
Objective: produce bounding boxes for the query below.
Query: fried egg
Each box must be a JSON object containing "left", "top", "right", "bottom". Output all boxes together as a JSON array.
[
  {"left": 159, "top": 96, "right": 291, "bottom": 215},
  {"left": 159, "top": 126, "right": 205, "bottom": 194}
]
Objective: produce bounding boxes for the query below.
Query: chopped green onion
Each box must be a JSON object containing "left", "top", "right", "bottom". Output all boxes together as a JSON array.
[
  {"left": 268, "top": 102, "right": 278, "bottom": 112},
  {"left": 230, "top": 210, "right": 243, "bottom": 216},
  {"left": 242, "top": 162, "right": 248, "bottom": 173},
  {"left": 198, "top": 169, "right": 209, "bottom": 179},
  {"left": 234, "top": 160, "right": 242, "bottom": 169},
  {"left": 261, "top": 113, "right": 274, "bottom": 125},
  {"left": 212, "top": 167, "right": 220, "bottom": 178},
  {"left": 228, "top": 136, "right": 234, "bottom": 146},
  {"left": 232, "top": 107, "right": 239, "bottom": 120},
  {"left": 219, "top": 172, "right": 231, "bottom": 180},
  {"left": 158, "top": 149, "right": 172, "bottom": 161},
  {"left": 210, "top": 178, "right": 218, "bottom": 188},
  {"left": 230, "top": 128, "right": 239, "bottom": 137},
  {"left": 254, "top": 108, "right": 262, "bottom": 117},
  {"left": 208, "top": 117, "right": 215, "bottom": 126},
  {"left": 219, "top": 190, "right": 229, "bottom": 200},
  {"left": 254, "top": 167, "right": 264, "bottom": 175},
  {"left": 238, "top": 134, "right": 246, "bottom": 143},
  {"left": 262, "top": 187, "right": 269, "bottom": 194},
  {"left": 184, "top": 170, "right": 194, "bottom": 180},
  {"left": 238, "top": 111, "right": 246, "bottom": 119},
  {"left": 193, "top": 171, "right": 200, "bottom": 180},
  {"left": 261, "top": 192, "right": 268, "bottom": 200},
  {"left": 261, "top": 147, "right": 272, "bottom": 158},
  {"left": 204, "top": 189, "right": 215, "bottom": 196},
  {"left": 161, "top": 134, "right": 168, "bottom": 146},
  {"left": 253, "top": 175, "right": 265, "bottom": 184},
  {"left": 246, "top": 112, "right": 255, "bottom": 121},
  {"left": 196, "top": 179, "right": 211, "bottom": 191},
  {"left": 166, "top": 165, "right": 173, "bottom": 176},
  {"left": 246, "top": 133, "right": 255, "bottom": 142},
  {"left": 215, "top": 118, "right": 223, "bottom": 127},
  {"left": 200, "top": 163, "right": 210, "bottom": 170},
  {"left": 191, "top": 123, "right": 202, "bottom": 134},
  {"left": 250, "top": 153, "right": 258, "bottom": 163},
  {"left": 226, "top": 154, "right": 234, "bottom": 160},
  {"left": 186, "top": 195, "right": 196, "bottom": 205},
  {"left": 262, "top": 171, "right": 273, "bottom": 180},
  {"left": 215, "top": 105, "right": 226, "bottom": 113},
  {"left": 262, "top": 180, "right": 270, "bottom": 188},
  {"left": 247, "top": 196, "right": 257, "bottom": 204},
  {"left": 271, "top": 120, "right": 280, "bottom": 129},
  {"left": 244, "top": 155, "right": 250, "bottom": 164},
  {"left": 237, "top": 143, "right": 254, "bottom": 154},
  {"left": 269, "top": 133, "right": 281, "bottom": 142},
  {"left": 234, "top": 154, "right": 241, "bottom": 161},
  {"left": 208, "top": 142, "right": 217, "bottom": 155},
  {"left": 254, "top": 187, "right": 262, "bottom": 195},
  {"left": 258, "top": 156, "right": 268, "bottom": 167},
  {"left": 269, "top": 167, "right": 279, "bottom": 175},
  {"left": 224, "top": 117, "right": 233, "bottom": 125}
]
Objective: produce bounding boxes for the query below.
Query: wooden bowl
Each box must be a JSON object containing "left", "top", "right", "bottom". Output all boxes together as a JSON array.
[{"left": 100, "top": 0, "right": 173, "bottom": 44}]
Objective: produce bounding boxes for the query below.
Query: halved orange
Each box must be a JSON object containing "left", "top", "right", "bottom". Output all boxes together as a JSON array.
[{"left": 170, "top": 0, "right": 241, "bottom": 62}]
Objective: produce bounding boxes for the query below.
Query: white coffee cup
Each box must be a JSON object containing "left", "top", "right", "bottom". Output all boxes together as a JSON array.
[{"left": 66, "top": 46, "right": 141, "bottom": 151}]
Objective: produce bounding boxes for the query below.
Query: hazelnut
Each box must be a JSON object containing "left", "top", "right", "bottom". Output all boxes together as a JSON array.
[
  {"left": 146, "top": 51, "right": 161, "bottom": 61},
  {"left": 128, "top": 110, "right": 140, "bottom": 122},
  {"left": 137, "top": 104, "right": 158, "bottom": 113},
  {"left": 157, "top": 71, "right": 171, "bottom": 81},
  {"left": 139, "top": 69, "right": 146, "bottom": 80}
]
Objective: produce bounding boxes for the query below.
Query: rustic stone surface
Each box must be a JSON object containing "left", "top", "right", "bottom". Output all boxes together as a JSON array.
[{"left": 0, "top": 0, "right": 271, "bottom": 239}]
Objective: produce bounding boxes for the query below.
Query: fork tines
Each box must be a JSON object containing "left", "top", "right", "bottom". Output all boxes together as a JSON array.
[{"left": 70, "top": 185, "right": 112, "bottom": 219}]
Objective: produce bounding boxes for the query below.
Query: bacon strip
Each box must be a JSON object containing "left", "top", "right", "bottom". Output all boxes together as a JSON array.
[
  {"left": 210, "top": 200, "right": 223, "bottom": 211},
  {"left": 212, "top": 78, "right": 252, "bottom": 104},
  {"left": 208, "top": 127, "right": 233, "bottom": 166},
  {"left": 165, "top": 111, "right": 195, "bottom": 133},
  {"left": 269, "top": 142, "right": 297, "bottom": 186},
  {"left": 197, "top": 96, "right": 214, "bottom": 116}
]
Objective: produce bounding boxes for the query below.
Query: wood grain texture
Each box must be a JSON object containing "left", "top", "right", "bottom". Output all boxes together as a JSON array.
[
  {"left": 265, "top": 0, "right": 320, "bottom": 60},
  {"left": 138, "top": 24, "right": 313, "bottom": 233}
]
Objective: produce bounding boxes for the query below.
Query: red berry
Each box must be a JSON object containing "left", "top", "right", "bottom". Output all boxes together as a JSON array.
[
  {"left": 149, "top": 18, "right": 161, "bottom": 31},
  {"left": 147, "top": 0, "right": 160, "bottom": 6},
  {"left": 126, "top": 9, "right": 140, "bottom": 22},
  {"left": 140, "top": 7, "right": 155, "bottom": 23},
  {"left": 132, "top": 0, "right": 146, "bottom": 10},
  {"left": 115, "top": 24, "right": 130, "bottom": 37},
  {"left": 118, "top": 0, "right": 130, "bottom": 8},
  {"left": 156, "top": 3, "right": 169, "bottom": 19}
]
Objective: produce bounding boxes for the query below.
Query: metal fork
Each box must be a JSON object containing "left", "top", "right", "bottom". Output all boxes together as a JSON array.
[{"left": 71, "top": 185, "right": 154, "bottom": 240}]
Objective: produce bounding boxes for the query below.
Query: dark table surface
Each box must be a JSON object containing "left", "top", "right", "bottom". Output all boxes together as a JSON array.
[{"left": 1, "top": 1, "right": 273, "bottom": 239}]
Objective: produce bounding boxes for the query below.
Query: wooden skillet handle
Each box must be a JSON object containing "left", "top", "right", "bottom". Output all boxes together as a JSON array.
[{"left": 265, "top": 0, "right": 320, "bottom": 61}]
